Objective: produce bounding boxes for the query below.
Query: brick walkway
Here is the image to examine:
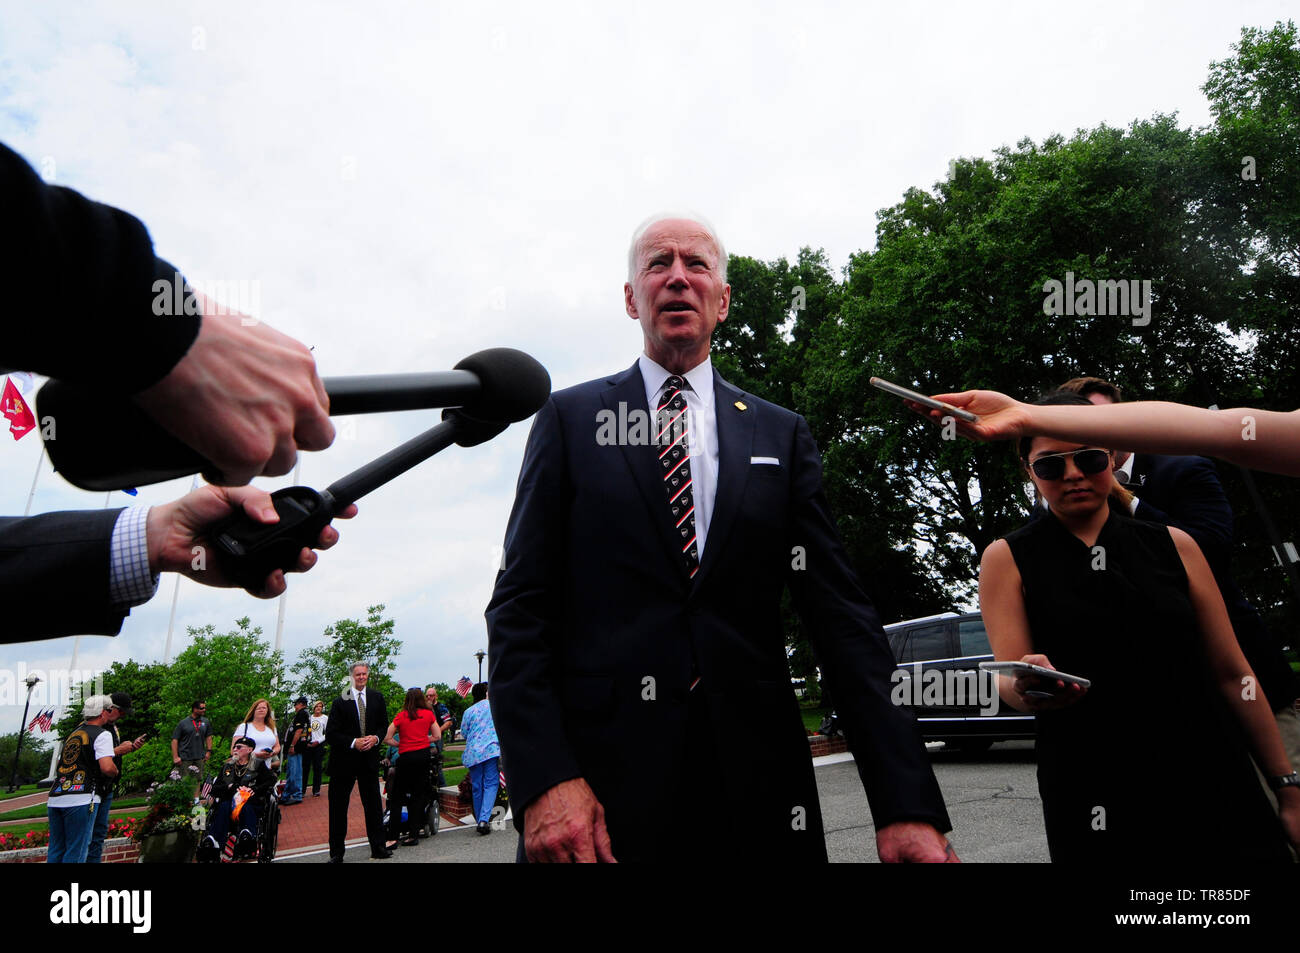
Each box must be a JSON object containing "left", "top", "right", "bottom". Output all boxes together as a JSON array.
[{"left": 274, "top": 783, "right": 463, "bottom": 857}]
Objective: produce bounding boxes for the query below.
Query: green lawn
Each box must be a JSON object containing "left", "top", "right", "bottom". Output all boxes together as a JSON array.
[
  {"left": 0, "top": 796, "right": 147, "bottom": 823},
  {"left": 0, "top": 784, "right": 42, "bottom": 802},
  {"left": 800, "top": 705, "right": 830, "bottom": 734}
]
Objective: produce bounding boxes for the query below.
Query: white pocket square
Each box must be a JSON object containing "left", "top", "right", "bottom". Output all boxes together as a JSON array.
[{"left": 750, "top": 456, "right": 780, "bottom": 466}]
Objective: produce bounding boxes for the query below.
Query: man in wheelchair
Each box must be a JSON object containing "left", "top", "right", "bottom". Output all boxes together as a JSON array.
[{"left": 197, "top": 736, "right": 278, "bottom": 862}]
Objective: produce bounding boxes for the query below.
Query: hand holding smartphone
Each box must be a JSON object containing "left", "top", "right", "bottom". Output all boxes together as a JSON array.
[{"left": 870, "top": 377, "right": 979, "bottom": 423}]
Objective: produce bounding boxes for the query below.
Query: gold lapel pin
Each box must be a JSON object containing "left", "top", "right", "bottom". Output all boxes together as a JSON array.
[{"left": 734, "top": 401, "right": 747, "bottom": 411}]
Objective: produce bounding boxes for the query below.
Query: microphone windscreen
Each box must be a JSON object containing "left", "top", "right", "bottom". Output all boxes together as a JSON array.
[{"left": 454, "top": 348, "right": 550, "bottom": 422}]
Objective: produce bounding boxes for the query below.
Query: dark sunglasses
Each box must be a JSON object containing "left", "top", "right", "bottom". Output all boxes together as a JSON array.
[{"left": 1028, "top": 448, "right": 1111, "bottom": 481}]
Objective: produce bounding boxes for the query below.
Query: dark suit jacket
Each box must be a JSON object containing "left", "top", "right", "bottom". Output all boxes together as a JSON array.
[
  {"left": 325, "top": 687, "right": 389, "bottom": 776},
  {"left": 486, "top": 363, "right": 950, "bottom": 860},
  {"left": 0, "top": 508, "right": 130, "bottom": 641},
  {"left": 1128, "top": 454, "right": 1298, "bottom": 709}
]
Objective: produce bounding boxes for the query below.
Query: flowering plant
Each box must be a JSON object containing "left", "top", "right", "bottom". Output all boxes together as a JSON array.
[
  {"left": 133, "top": 765, "right": 202, "bottom": 840},
  {"left": 0, "top": 828, "right": 50, "bottom": 852}
]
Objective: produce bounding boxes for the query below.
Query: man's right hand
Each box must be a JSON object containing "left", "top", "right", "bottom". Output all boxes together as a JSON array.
[
  {"left": 523, "top": 778, "right": 616, "bottom": 863},
  {"left": 133, "top": 295, "right": 335, "bottom": 485}
]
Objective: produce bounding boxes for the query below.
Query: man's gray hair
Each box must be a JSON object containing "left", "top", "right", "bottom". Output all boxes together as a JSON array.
[
  {"left": 627, "top": 212, "right": 727, "bottom": 284},
  {"left": 348, "top": 661, "right": 369, "bottom": 675}
]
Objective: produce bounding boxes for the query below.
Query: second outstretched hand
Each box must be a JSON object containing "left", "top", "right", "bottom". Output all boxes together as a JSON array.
[
  {"left": 145, "top": 483, "right": 358, "bottom": 597},
  {"left": 905, "top": 390, "right": 1031, "bottom": 442}
]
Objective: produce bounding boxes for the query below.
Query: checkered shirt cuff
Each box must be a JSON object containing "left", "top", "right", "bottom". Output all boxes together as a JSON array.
[{"left": 109, "top": 505, "right": 160, "bottom": 608}]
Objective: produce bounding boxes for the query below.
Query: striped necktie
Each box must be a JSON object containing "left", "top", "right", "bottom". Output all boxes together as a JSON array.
[
  {"left": 356, "top": 691, "right": 366, "bottom": 737},
  {"left": 657, "top": 375, "right": 699, "bottom": 579}
]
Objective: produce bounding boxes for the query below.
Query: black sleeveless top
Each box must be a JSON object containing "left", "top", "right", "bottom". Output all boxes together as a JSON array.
[{"left": 1004, "top": 507, "right": 1288, "bottom": 862}]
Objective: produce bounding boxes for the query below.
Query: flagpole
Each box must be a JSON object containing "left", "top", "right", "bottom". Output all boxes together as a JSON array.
[
  {"left": 22, "top": 446, "right": 44, "bottom": 517},
  {"left": 43, "top": 491, "right": 115, "bottom": 783},
  {"left": 269, "top": 457, "right": 301, "bottom": 696},
  {"left": 163, "top": 475, "right": 200, "bottom": 664}
]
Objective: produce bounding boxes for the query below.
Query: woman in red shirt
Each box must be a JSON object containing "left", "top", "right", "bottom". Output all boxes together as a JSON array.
[{"left": 382, "top": 688, "right": 441, "bottom": 846}]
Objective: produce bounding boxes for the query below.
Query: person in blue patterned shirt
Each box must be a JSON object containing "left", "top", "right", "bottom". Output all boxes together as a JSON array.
[{"left": 459, "top": 683, "right": 501, "bottom": 834}]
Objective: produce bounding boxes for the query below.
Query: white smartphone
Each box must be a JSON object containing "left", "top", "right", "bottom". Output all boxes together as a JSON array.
[
  {"left": 979, "top": 660, "right": 1092, "bottom": 689},
  {"left": 869, "top": 377, "right": 978, "bottom": 423}
]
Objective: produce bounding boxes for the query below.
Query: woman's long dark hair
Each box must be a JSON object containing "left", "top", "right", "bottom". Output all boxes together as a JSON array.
[{"left": 402, "top": 686, "right": 431, "bottom": 721}]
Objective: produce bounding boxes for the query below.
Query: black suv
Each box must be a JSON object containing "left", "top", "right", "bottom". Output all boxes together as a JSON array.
[{"left": 884, "top": 611, "right": 1035, "bottom": 752}]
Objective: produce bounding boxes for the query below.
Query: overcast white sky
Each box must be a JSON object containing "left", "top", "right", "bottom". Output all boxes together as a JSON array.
[{"left": 2, "top": 1, "right": 1292, "bottom": 730}]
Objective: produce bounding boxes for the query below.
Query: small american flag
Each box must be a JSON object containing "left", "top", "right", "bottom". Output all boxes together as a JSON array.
[
  {"left": 199, "top": 776, "right": 214, "bottom": 800},
  {"left": 29, "top": 708, "right": 53, "bottom": 732},
  {"left": 499, "top": 768, "right": 507, "bottom": 791},
  {"left": 455, "top": 676, "right": 472, "bottom": 698}
]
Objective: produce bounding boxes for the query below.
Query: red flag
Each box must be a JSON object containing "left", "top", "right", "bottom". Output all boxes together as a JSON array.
[{"left": 2, "top": 377, "right": 35, "bottom": 440}]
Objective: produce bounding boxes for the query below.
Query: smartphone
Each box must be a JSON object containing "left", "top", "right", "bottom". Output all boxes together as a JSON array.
[
  {"left": 979, "top": 661, "right": 1091, "bottom": 689},
  {"left": 870, "top": 377, "right": 978, "bottom": 423}
]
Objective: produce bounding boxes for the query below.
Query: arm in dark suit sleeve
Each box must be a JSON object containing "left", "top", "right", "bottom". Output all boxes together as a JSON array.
[
  {"left": 1, "top": 143, "right": 200, "bottom": 393},
  {"left": 325, "top": 699, "right": 352, "bottom": 751},
  {"left": 0, "top": 508, "right": 129, "bottom": 641},
  {"left": 784, "top": 416, "right": 952, "bottom": 833},
  {"left": 1133, "top": 457, "right": 1233, "bottom": 559},
  {"left": 485, "top": 398, "right": 583, "bottom": 811}
]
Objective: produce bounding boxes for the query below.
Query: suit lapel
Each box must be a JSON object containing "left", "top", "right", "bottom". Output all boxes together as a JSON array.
[
  {"left": 601, "top": 364, "right": 685, "bottom": 575},
  {"left": 694, "top": 371, "right": 754, "bottom": 589}
]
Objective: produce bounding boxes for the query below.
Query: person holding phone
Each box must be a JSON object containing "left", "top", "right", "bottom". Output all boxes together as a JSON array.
[
  {"left": 909, "top": 387, "right": 1300, "bottom": 478},
  {"left": 978, "top": 391, "right": 1299, "bottom": 862},
  {"left": 232, "top": 699, "right": 280, "bottom": 766}
]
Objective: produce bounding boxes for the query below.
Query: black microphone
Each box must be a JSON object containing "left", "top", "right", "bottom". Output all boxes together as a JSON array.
[{"left": 36, "top": 347, "right": 551, "bottom": 491}]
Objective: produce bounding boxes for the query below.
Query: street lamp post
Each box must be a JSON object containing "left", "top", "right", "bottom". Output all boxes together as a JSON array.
[
  {"left": 474, "top": 650, "right": 486, "bottom": 683},
  {"left": 7, "top": 674, "right": 41, "bottom": 793}
]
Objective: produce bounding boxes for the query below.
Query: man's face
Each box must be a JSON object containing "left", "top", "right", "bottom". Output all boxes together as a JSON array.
[
  {"left": 233, "top": 744, "right": 252, "bottom": 764},
  {"left": 352, "top": 666, "right": 369, "bottom": 690},
  {"left": 313, "top": 702, "right": 323, "bottom": 716},
  {"left": 105, "top": 705, "right": 121, "bottom": 723},
  {"left": 193, "top": 704, "right": 205, "bottom": 719},
  {"left": 425, "top": 689, "right": 437, "bottom": 706},
  {"left": 625, "top": 219, "right": 730, "bottom": 368}
]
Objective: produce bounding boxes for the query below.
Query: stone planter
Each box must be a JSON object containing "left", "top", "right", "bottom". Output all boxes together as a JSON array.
[{"left": 137, "top": 828, "right": 197, "bottom": 864}]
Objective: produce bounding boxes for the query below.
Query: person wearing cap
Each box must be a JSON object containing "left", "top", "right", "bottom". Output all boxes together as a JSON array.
[
  {"left": 200, "top": 736, "right": 277, "bottom": 861},
  {"left": 282, "top": 697, "right": 311, "bottom": 805},
  {"left": 47, "top": 694, "right": 119, "bottom": 863},
  {"left": 85, "top": 692, "right": 146, "bottom": 863}
]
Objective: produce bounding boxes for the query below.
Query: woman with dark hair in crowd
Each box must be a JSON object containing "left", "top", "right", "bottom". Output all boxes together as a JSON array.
[
  {"left": 978, "top": 390, "right": 1299, "bottom": 862},
  {"left": 382, "top": 687, "right": 440, "bottom": 847}
]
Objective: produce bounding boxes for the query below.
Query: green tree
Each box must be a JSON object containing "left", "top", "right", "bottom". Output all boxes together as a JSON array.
[
  {"left": 55, "top": 660, "right": 173, "bottom": 793},
  {"left": 0, "top": 732, "right": 52, "bottom": 785},
  {"left": 290, "top": 605, "right": 403, "bottom": 718},
  {"left": 157, "top": 618, "right": 288, "bottom": 780}
]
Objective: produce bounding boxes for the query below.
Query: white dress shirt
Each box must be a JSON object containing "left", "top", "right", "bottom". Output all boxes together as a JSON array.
[{"left": 638, "top": 353, "right": 719, "bottom": 559}]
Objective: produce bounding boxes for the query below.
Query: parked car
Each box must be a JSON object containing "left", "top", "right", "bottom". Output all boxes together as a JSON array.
[{"left": 884, "top": 611, "right": 1035, "bottom": 751}]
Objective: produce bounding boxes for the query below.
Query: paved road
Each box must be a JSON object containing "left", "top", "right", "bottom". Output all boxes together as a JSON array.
[{"left": 282, "top": 741, "right": 1047, "bottom": 864}]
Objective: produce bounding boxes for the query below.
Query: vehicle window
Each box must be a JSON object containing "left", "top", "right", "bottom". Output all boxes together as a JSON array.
[
  {"left": 899, "top": 624, "right": 950, "bottom": 663},
  {"left": 958, "top": 618, "right": 990, "bottom": 656}
]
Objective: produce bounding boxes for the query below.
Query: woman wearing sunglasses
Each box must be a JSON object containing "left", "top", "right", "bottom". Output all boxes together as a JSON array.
[{"left": 979, "top": 391, "right": 1299, "bottom": 862}]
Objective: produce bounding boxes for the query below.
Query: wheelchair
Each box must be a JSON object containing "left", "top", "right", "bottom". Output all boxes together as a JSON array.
[
  {"left": 382, "top": 747, "right": 442, "bottom": 841},
  {"left": 195, "top": 782, "right": 281, "bottom": 863}
]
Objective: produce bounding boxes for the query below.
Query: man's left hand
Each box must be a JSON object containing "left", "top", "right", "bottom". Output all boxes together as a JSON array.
[
  {"left": 146, "top": 484, "right": 358, "bottom": 597},
  {"left": 876, "top": 822, "right": 959, "bottom": 863}
]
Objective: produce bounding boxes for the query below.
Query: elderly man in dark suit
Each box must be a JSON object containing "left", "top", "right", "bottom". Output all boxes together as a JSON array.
[
  {"left": 486, "top": 214, "right": 955, "bottom": 863},
  {"left": 325, "top": 662, "right": 391, "bottom": 861}
]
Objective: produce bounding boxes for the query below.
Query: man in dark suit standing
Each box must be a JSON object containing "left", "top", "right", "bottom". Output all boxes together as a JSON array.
[
  {"left": 1061, "top": 378, "right": 1300, "bottom": 793},
  {"left": 325, "top": 662, "right": 391, "bottom": 861},
  {"left": 486, "top": 214, "right": 955, "bottom": 863}
]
